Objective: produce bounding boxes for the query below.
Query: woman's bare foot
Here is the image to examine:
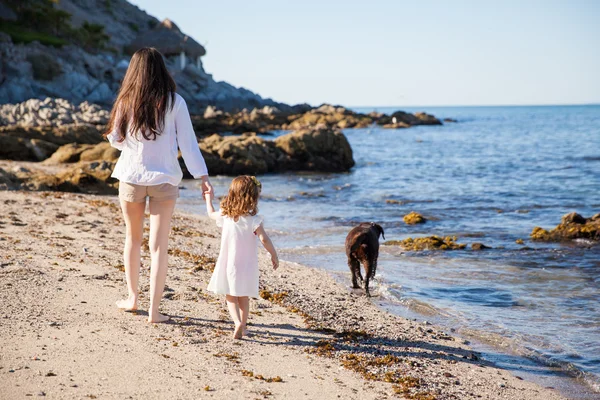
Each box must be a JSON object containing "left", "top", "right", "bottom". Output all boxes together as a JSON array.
[
  {"left": 148, "top": 313, "right": 170, "bottom": 324},
  {"left": 115, "top": 297, "right": 138, "bottom": 311},
  {"left": 233, "top": 323, "right": 244, "bottom": 339}
]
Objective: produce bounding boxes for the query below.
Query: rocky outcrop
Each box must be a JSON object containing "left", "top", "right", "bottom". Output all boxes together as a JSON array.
[
  {"left": 0, "top": 123, "right": 105, "bottom": 146},
  {"left": 403, "top": 212, "right": 426, "bottom": 225},
  {"left": 180, "top": 127, "right": 355, "bottom": 177},
  {"left": 531, "top": 212, "right": 600, "bottom": 242},
  {"left": 0, "top": 98, "right": 109, "bottom": 127},
  {"left": 0, "top": 134, "right": 59, "bottom": 162},
  {"left": 1, "top": 161, "right": 117, "bottom": 194},
  {"left": 282, "top": 105, "right": 373, "bottom": 130},
  {"left": 0, "top": 1, "right": 294, "bottom": 113},
  {"left": 384, "top": 236, "right": 467, "bottom": 251},
  {"left": 44, "top": 142, "right": 119, "bottom": 164}
]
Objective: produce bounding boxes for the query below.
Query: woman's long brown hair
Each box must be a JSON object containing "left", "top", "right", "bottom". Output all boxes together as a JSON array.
[{"left": 104, "top": 47, "right": 176, "bottom": 141}]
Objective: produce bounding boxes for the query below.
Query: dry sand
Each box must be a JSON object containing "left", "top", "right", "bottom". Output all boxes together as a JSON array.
[{"left": 0, "top": 191, "right": 568, "bottom": 399}]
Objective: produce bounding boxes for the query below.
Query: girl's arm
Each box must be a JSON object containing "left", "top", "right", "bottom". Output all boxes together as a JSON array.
[
  {"left": 204, "top": 193, "right": 221, "bottom": 220},
  {"left": 255, "top": 224, "right": 279, "bottom": 270}
]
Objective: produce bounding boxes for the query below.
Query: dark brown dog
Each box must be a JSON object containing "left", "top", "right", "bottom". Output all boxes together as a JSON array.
[{"left": 345, "top": 222, "right": 385, "bottom": 297}]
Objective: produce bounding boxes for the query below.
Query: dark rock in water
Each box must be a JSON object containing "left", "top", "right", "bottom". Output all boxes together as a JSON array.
[
  {"left": 378, "top": 110, "right": 442, "bottom": 127},
  {"left": 384, "top": 236, "right": 466, "bottom": 251},
  {"left": 471, "top": 243, "right": 491, "bottom": 250},
  {"left": 443, "top": 118, "right": 458, "bottom": 123},
  {"left": 403, "top": 211, "right": 426, "bottom": 225},
  {"left": 531, "top": 212, "right": 600, "bottom": 242}
]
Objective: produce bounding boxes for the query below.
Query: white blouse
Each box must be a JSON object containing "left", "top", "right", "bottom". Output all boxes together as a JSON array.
[{"left": 107, "top": 93, "right": 208, "bottom": 186}]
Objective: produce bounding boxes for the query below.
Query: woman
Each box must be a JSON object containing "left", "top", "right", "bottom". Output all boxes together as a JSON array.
[{"left": 105, "top": 47, "right": 212, "bottom": 323}]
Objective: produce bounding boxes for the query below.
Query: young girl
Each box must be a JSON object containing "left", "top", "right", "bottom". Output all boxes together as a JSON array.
[
  {"left": 205, "top": 176, "right": 279, "bottom": 339},
  {"left": 105, "top": 47, "right": 213, "bottom": 323}
]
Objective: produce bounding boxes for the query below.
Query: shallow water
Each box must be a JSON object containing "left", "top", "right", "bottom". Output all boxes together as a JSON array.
[{"left": 179, "top": 105, "right": 600, "bottom": 395}]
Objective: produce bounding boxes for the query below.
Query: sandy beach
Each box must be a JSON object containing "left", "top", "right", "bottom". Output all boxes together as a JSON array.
[{"left": 0, "top": 190, "right": 569, "bottom": 400}]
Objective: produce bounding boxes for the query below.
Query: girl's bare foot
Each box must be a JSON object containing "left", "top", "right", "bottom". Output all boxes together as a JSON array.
[
  {"left": 148, "top": 313, "right": 170, "bottom": 323},
  {"left": 115, "top": 297, "right": 138, "bottom": 311},
  {"left": 233, "top": 323, "right": 244, "bottom": 339}
]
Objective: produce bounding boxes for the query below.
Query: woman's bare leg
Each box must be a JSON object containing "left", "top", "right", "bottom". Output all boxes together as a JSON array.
[
  {"left": 116, "top": 199, "right": 146, "bottom": 311},
  {"left": 238, "top": 296, "right": 250, "bottom": 336},
  {"left": 147, "top": 198, "right": 176, "bottom": 323},
  {"left": 226, "top": 295, "right": 243, "bottom": 339}
]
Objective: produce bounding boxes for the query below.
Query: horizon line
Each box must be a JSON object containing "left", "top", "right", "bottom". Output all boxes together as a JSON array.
[{"left": 343, "top": 102, "right": 600, "bottom": 109}]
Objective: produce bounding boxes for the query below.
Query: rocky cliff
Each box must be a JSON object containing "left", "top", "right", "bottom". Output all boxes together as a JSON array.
[{"left": 0, "top": 0, "right": 294, "bottom": 113}]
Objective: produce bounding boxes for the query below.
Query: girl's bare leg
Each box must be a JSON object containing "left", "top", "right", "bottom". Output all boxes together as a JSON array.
[
  {"left": 238, "top": 296, "right": 250, "bottom": 336},
  {"left": 116, "top": 199, "right": 146, "bottom": 311},
  {"left": 226, "top": 295, "right": 243, "bottom": 339},
  {"left": 147, "top": 199, "right": 176, "bottom": 323}
]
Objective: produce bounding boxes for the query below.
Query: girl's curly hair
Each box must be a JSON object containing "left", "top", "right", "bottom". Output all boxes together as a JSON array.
[{"left": 220, "top": 175, "right": 261, "bottom": 218}]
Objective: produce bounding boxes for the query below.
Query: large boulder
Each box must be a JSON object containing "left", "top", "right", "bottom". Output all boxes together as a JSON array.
[
  {"left": 274, "top": 127, "right": 355, "bottom": 172},
  {"left": 188, "top": 133, "right": 279, "bottom": 176},
  {"left": 181, "top": 127, "right": 355, "bottom": 176},
  {"left": 531, "top": 212, "right": 600, "bottom": 242}
]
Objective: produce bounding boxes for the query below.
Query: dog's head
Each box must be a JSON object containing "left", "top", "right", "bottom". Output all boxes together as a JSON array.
[{"left": 370, "top": 222, "right": 385, "bottom": 240}]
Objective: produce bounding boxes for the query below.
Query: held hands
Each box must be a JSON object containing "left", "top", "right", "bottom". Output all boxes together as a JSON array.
[
  {"left": 271, "top": 254, "right": 279, "bottom": 270},
  {"left": 201, "top": 176, "right": 214, "bottom": 200}
]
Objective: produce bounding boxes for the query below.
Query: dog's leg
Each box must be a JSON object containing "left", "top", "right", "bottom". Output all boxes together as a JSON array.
[
  {"left": 348, "top": 257, "right": 361, "bottom": 289},
  {"left": 364, "top": 261, "right": 371, "bottom": 297}
]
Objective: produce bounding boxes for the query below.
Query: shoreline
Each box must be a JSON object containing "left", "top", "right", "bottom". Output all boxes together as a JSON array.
[{"left": 0, "top": 190, "right": 579, "bottom": 399}]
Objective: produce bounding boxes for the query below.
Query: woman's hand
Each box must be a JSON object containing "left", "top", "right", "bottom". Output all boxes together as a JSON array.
[
  {"left": 271, "top": 254, "right": 279, "bottom": 270},
  {"left": 200, "top": 176, "right": 213, "bottom": 199}
]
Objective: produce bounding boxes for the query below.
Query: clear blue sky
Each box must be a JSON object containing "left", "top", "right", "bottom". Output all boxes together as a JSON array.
[{"left": 130, "top": 0, "right": 600, "bottom": 107}]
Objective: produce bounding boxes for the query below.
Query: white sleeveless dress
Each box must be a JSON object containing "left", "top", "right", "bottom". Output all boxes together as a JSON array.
[{"left": 207, "top": 212, "right": 263, "bottom": 298}]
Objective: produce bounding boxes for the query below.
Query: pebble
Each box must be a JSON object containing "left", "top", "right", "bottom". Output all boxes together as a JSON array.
[
  {"left": 37, "top": 392, "right": 46, "bottom": 397},
  {"left": 498, "top": 383, "right": 506, "bottom": 388},
  {"left": 9, "top": 369, "right": 15, "bottom": 373}
]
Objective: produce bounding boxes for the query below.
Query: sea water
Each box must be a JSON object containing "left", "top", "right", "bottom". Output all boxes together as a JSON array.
[{"left": 179, "top": 105, "right": 600, "bottom": 397}]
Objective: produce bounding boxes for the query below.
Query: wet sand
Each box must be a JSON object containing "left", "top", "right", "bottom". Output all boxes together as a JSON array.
[{"left": 0, "top": 191, "right": 567, "bottom": 399}]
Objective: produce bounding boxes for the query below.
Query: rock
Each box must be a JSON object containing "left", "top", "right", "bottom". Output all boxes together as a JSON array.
[
  {"left": 443, "top": 118, "right": 457, "bottom": 123},
  {"left": 26, "top": 139, "right": 60, "bottom": 161},
  {"left": 531, "top": 213, "right": 600, "bottom": 242},
  {"left": 283, "top": 105, "right": 372, "bottom": 130},
  {"left": 182, "top": 127, "right": 355, "bottom": 176},
  {"left": 0, "top": 124, "right": 104, "bottom": 146},
  {"left": 79, "top": 142, "right": 120, "bottom": 162},
  {"left": 384, "top": 236, "right": 467, "bottom": 251},
  {"left": 471, "top": 243, "right": 491, "bottom": 250},
  {"left": 515, "top": 239, "right": 525, "bottom": 245},
  {"left": 379, "top": 110, "right": 442, "bottom": 127},
  {"left": 403, "top": 211, "right": 426, "bottom": 225},
  {"left": 274, "top": 126, "right": 355, "bottom": 172},
  {"left": 44, "top": 143, "right": 96, "bottom": 164}
]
